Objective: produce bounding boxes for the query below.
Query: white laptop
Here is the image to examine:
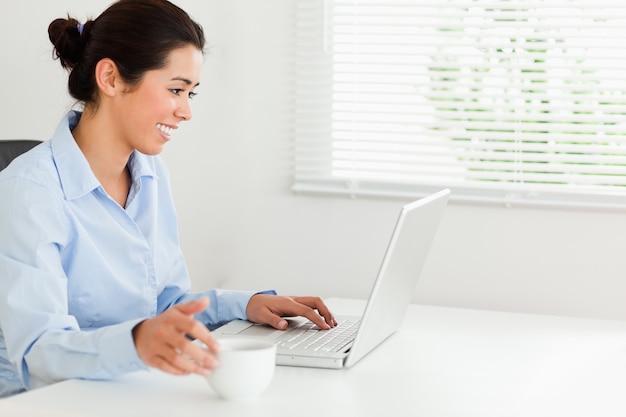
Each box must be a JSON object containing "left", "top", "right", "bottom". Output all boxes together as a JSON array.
[{"left": 213, "top": 188, "right": 450, "bottom": 369}]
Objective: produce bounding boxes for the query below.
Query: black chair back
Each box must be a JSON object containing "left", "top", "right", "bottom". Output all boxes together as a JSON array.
[{"left": 0, "top": 140, "right": 42, "bottom": 171}]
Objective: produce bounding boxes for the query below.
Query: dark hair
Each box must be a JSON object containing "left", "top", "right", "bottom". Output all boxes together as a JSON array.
[{"left": 48, "top": 0, "right": 205, "bottom": 105}]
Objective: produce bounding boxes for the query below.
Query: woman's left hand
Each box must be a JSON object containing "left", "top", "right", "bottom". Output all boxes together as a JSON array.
[{"left": 245, "top": 294, "right": 337, "bottom": 330}]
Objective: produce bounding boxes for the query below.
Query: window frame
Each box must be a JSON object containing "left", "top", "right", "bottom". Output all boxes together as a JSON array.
[{"left": 293, "top": 0, "right": 626, "bottom": 210}]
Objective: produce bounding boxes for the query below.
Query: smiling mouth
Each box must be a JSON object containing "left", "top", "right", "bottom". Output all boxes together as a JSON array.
[{"left": 156, "top": 123, "right": 174, "bottom": 137}]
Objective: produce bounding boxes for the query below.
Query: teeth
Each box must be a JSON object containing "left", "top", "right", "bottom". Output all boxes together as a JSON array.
[{"left": 156, "top": 123, "right": 174, "bottom": 136}]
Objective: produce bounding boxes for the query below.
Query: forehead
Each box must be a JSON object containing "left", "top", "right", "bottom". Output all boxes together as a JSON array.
[{"left": 149, "top": 45, "right": 203, "bottom": 84}]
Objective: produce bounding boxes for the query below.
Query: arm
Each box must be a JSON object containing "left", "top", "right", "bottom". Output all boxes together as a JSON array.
[
  {"left": 0, "top": 177, "right": 145, "bottom": 390},
  {"left": 131, "top": 292, "right": 337, "bottom": 377}
]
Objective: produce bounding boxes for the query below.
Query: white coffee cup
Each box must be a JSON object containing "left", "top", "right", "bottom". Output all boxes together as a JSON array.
[{"left": 206, "top": 338, "right": 277, "bottom": 402}]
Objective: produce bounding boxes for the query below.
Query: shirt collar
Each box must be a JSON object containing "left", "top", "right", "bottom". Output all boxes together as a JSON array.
[{"left": 51, "top": 110, "right": 158, "bottom": 201}]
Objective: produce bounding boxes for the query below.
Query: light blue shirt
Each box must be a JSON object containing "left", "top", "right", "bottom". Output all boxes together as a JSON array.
[{"left": 0, "top": 111, "right": 263, "bottom": 397}]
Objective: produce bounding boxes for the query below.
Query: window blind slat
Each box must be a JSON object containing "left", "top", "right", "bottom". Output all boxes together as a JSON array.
[{"left": 294, "top": 0, "right": 626, "bottom": 208}]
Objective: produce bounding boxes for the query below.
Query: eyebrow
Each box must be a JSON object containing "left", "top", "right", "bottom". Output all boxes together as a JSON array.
[{"left": 172, "top": 77, "right": 200, "bottom": 87}]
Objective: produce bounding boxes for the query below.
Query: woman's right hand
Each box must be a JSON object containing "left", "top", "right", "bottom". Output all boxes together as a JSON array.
[{"left": 132, "top": 297, "right": 220, "bottom": 376}]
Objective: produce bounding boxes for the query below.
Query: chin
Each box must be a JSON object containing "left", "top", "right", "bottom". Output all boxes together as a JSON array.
[
  {"left": 136, "top": 148, "right": 163, "bottom": 156},
  {"left": 136, "top": 146, "right": 164, "bottom": 156}
]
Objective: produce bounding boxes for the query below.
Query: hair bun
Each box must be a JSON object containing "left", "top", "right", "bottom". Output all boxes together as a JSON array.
[{"left": 48, "top": 16, "right": 86, "bottom": 70}]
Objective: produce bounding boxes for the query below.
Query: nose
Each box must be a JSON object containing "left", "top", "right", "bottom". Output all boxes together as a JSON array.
[{"left": 176, "top": 98, "right": 193, "bottom": 121}]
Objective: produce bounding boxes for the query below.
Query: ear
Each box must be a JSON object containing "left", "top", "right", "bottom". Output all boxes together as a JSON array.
[{"left": 94, "top": 58, "right": 123, "bottom": 98}]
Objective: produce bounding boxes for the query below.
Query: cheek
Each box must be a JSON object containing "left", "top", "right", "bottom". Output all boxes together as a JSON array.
[
  {"left": 133, "top": 86, "right": 171, "bottom": 110},
  {"left": 131, "top": 93, "right": 171, "bottom": 124},
  {"left": 148, "top": 94, "right": 175, "bottom": 117}
]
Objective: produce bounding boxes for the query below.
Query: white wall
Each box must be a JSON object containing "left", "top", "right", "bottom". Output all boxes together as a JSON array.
[{"left": 3, "top": 0, "right": 626, "bottom": 321}]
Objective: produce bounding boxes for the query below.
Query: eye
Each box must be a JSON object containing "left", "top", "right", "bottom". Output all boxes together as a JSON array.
[
  {"left": 170, "top": 88, "right": 183, "bottom": 96},
  {"left": 189, "top": 91, "right": 198, "bottom": 100}
]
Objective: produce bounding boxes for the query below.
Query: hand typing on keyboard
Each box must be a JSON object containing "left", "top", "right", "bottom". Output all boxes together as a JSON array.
[{"left": 245, "top": 295, "right": 338, "bottom": 331}]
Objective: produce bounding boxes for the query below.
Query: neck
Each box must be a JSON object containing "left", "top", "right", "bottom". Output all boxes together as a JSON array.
[{"left": 72, "top": 107, "right": 133, "bottom": 208}]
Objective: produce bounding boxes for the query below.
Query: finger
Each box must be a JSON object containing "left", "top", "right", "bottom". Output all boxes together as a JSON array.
[
  {"left": 299, "top": 308, "right": 331, "bottom": 330},
  {"left": 172, "top": 315, "right": 221, "bottom": 355},
  {"left": 144, "top": 341, "right": 192, "bottom": 376},
  {"left": 275, "top": 298, "right": 330, "bottom": 330},
  {"left": 160, "top": 336, "right": 214, "bottom": 376},
  {"left": 149, "top": 325, "right": 218, "bottom": 376},
  {"left": 153, "top": 356, "right": 190, "bottom": 376},
  {"left": 194, "top": 331, "right": 221, "bottom": 355},
  {"left": 291, "top": 296, "right": 337, "bottom": 328},
  {"left": 181, "top": 339, "right": 220, "bottom": 369},
  {"left": 266, "top": 313, "right": 290, "bottom": 330},
  {"left": 166, "top": 348, "right": 209, "bottom": 376},
  {"left": 300, "top": 297, "right": 337, "bottom": 327},
  {"left": 164, "top": 299, "right": 220, "bottom": 353},
  {"left": 174, "top": 297, "right": 209, "bottom": 316},
  {"left": 246, "top": 302, "right": 289, "bottom": 330},
  {"left": 319, "top": 309, "right": 337, "bottom": 327},
  {"left": 173, "top": 343, "right": 220, "bottom": 375}
]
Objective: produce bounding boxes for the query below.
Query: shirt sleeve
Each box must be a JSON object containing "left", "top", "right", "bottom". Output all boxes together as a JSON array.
[
  {"left": 163, "top": 289, "right": 278, "bottom": 327},
  {"left": 0, "top": 177, "right": 146, "bottom": 390}
]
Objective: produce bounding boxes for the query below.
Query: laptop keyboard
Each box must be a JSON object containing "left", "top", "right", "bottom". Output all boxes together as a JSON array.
[{"left": 278, "top": 318, "right": 360, "bottom": 352}]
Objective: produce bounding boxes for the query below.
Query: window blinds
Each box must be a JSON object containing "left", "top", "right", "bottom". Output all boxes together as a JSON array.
[{"left": 293, "top": 0, "right": 626, "bottom": 208}]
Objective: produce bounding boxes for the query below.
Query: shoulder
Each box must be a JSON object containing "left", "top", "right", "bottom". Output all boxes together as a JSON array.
[
  {"left": 0, "top": 142, "right": 71, "bottom": 244},
  {"left": 0, "top": 141, "right": 64, "bottom": 197},
  {"left": 0, "top": 111, "right": 84, "bottom": 197}
]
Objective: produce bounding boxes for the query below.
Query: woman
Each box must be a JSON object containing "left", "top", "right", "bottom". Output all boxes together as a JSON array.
[{"left": 0, "top": 0, "right": 335, "bottom": 397}]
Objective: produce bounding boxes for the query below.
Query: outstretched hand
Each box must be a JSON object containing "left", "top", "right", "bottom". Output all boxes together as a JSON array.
[
  {"left": 245, "top": 294, "right": 337, "bottom": 330},
  {"left": 132, "top": 297, "right": 220, "bottom": 376}
]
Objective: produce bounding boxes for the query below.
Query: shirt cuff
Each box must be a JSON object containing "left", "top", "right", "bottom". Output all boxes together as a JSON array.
[
  {"left": 194, "top": 289, "right": 277, "bottom": 327},
  {"left": 98, "top": 318, "right": 148, "bottom": 375},
  {"left": 255, "top": 290, "right": 278, "bottom": 296}
]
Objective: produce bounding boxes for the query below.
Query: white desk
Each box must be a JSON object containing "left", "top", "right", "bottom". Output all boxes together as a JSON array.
[{"left": 2, "top": 298, "right": 626, "bottom": 417}]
